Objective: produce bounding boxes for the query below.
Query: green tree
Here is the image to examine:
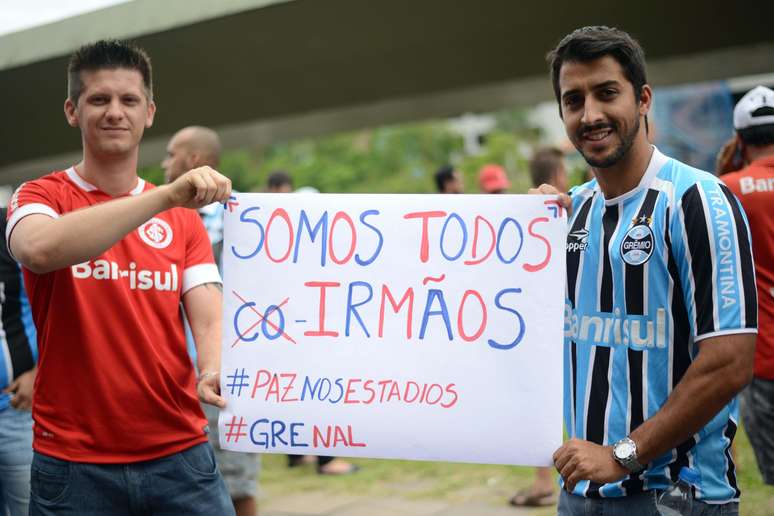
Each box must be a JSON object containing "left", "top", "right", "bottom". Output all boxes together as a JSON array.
[{"left": 139, "top": 107, "right": 545, "bottom": 194}]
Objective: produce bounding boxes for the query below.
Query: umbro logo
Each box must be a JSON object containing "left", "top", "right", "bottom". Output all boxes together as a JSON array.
[{"left": 567, "top": 228, "right": 589, "bottom": 253}]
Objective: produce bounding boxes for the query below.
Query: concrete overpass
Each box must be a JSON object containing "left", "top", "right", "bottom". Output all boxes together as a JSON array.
[{"left": 2, "top": 0, "right": 773, "bottom": 185}]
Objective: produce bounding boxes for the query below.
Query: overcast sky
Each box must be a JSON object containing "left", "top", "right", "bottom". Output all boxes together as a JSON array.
[{"left": 0, "top": 0, "right": 130, "bottom": 35}]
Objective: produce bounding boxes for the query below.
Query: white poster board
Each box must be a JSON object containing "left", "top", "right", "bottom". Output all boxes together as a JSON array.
[{"left": 220, "top": 193, "right": 565, "bottom": 466}]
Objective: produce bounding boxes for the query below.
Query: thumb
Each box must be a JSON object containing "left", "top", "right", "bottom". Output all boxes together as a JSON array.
[
  {"left": 202, "top": 388, "right": 226, "bottom": 408},
  {"left": 3, "top": 378, "right": 19, "bottom": 394},
  {"left": 559, "top": 193, "right": 572, "bottom": 212},
  {"left": 198, "top": 378, "right": 226, "bottom": 408}
]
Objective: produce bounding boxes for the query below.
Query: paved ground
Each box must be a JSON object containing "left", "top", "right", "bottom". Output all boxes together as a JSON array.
[{"left": 261, "top": 492, "right": 538, "bottom": 515}]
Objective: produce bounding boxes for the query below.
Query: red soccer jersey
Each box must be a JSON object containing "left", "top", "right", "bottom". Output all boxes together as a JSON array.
[
  {"left": 6, "top": 167, "right": 221, "bottom": 462},
  {"left": 723, "top": 157, "right": 774, "bottom": 380}
]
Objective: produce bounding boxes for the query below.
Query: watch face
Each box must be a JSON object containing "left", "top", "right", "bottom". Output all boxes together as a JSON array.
[{"left": 615, "top": 441, "right": 634, "bottom": 459}]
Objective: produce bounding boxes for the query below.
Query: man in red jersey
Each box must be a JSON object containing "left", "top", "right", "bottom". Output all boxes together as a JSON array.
[
  {"left": 721, "top": 85, "right": 774, "bottom": 485},
  {"left": 6, "top": 40, "right": 235, "bottom": 515}
]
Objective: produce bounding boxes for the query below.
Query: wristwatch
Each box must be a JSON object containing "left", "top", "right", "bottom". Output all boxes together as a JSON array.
[{"left": 612, "top": 436, "right": 645, "bottom": 473}]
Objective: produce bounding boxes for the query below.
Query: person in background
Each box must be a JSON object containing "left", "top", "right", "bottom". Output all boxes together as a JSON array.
[
  {"left": 0, "top": 207, "right": 38, "bottom": 516},
  {"left": 509, "top": 147, "right": 568, "bottom": 508},
  {"left": 530, "top": 147, "right": 569, "bottom": 194},
  {"left": 434, "top": 165, "right": 465, "bottom": 193},
  {"left": 477, "top": 164, "right": 510, "bottom": 194},
  {"left": 266, "top": 170, "right": 293, "bottom": 193},
  {"left": 163, "top": 126, "right": 224, "bottom": 261},
  {"left": 719, "top": 85, "right": 774, "bottom": 486},
  {"left": 163, "top": 126, "right": 261, "bottom": 516}
]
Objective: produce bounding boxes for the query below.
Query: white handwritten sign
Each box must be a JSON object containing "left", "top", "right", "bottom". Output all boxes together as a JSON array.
[{"left": 220, "top": 193, "right": 565, "bottom": 466}]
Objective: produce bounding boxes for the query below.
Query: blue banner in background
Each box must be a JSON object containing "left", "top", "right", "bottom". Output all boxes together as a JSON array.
[{"left": 652, "top": 81, "right": 734, "bottom": 174}]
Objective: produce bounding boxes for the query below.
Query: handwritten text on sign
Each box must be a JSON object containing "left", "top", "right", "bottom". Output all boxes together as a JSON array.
[{"left": 220, "top": 194, "right": 565, "bottom": 466}]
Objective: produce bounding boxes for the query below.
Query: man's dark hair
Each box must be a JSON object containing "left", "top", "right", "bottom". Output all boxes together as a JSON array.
[
  {"left": 434, "top": 165, "right": 456, "bottom": 192},
  {"left": 68, "top": 40, "right": 153, "bottom": 105},
  {"left": 739, "top": 124, "right": 774, "bottom": 146},
  {"left": 267, "top": 170, "right": 293, "bottom": 190},
  {"left": 547, "top": 26, "right": 648, "bottom": 107},
  {"left": 739, "top": 105, "right": 774, "bottom": 146},
  {"left": 529, "top": 147, "right": 563, "bottom": 187}
]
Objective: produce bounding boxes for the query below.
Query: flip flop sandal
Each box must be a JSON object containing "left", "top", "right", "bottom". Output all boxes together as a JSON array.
[
  {"left": 317, "top": 463, "right": 360, "bottom": 475},
  {"left": 508, "top": 489, "right": 558, "bottom": 507}
]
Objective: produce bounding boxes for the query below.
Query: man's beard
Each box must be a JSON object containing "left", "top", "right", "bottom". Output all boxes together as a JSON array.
[{"left": 577, "top": 115, "right": 640, "bottom": 169}]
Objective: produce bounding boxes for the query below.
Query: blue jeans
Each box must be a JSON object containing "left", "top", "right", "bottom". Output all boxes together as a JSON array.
[
  {"left": 558, "top": 489, "right": 739, "bottom": 515},
  {"left": 0, "top": 406, "right": 33, "bottom": 516},
  {"left": 29, "top": 442, "right": 235, "bottom": 516}
]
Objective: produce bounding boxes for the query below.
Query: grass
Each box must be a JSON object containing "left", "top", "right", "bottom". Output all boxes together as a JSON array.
[
  {"left": 261, "top": 454, "right": 554, "bottom": 515},
  {"left": 734, "top": 424, "right": 774, "bottom": 515},
  {"left": 259, "top": 424, "right": 773, "bottom": 515}
]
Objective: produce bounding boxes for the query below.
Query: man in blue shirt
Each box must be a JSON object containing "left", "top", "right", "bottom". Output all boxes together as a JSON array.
[
  {"left": 0, "top": 207, "right": 38, "bottom": 516},
  {"left": 533, "top": 26, "right": 757, "bottom": 515}
]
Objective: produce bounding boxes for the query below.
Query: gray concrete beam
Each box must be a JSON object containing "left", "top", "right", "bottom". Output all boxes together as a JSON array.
[
  {"left": 2, "top": 0, "right": 773, "bottom": 185},
  {"left": 0, "top": 0, "right": 290, "bottom": 70}
]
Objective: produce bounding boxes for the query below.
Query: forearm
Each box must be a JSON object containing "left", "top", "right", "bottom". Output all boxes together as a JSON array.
[
  {"left": 630, "top": 336, "right": 754, "bottom": 464},
  {"left": 185, "top": 283, "right": 223, "bottom": 374},
  {"left": 13, "top": 186, "right": 173, "bottom": 273},
  {"left": 194, "top": 323, "right": 221, "bottom": 374}
]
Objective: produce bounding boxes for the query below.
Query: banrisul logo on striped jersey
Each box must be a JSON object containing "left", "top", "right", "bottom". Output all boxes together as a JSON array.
[{"left": 620, "top": 216, "right": 654, "bottom": 266}]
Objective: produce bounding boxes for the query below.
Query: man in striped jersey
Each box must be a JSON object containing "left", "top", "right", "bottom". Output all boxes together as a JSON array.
[
  {"left": 0, "top": 207, "right": 38, "bottom": 516},
  {"left": 534, "top": 26, "right": 757, "bottom": 514}
]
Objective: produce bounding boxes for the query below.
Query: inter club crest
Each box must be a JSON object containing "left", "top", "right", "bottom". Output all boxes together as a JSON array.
[{"left": 138, "top": 217, "right": 173, "bottom": 249}]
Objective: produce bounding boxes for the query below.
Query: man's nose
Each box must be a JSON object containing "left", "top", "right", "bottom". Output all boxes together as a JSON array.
[
  {"left": 580, "top": 97, "right": 605, "bottom": 127},
  {"left": 104, "top": 98, "right": 124, "bottom": 121}
]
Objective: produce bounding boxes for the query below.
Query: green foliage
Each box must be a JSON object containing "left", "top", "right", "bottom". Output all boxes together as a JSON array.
[
  {"left": 140, "top": 165, "right": 164, "bottom": 187},
  {"left": 254, "top": 121, "right": 464, "bottom": 194},
  {"left": 139, "top": 108, "right": 551, "bottom": 194}
]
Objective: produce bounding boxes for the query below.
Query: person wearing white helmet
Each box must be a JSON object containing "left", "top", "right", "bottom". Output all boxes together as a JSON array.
[{"left": 720, "top": 85, "right": 774, "bottom": 485}]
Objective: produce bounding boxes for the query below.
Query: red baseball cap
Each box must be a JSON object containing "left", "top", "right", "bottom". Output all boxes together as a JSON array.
[{"left": 478, "top": 164, "right": 510, "bottom": 193}]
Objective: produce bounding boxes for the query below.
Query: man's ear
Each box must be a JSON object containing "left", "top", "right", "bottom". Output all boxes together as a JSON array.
[
  {"left": 64, "top": 98, "right": 79, "bottom": 127},
  {"left": 145, "top": 100, "right": 156, "bottom": 129},
  {"left": 638, "top": 84, "right": 653, "bottom": 116},
  {"left": 186, "top": 153, "right": 201, "bottom": 171}
]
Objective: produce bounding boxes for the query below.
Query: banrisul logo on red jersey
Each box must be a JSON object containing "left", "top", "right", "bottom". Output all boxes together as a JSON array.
[
  {"left": 71, "top": 261, "right": 179, "bottom": 291},
  {"left": 137, "top": 217, "right": 173, "bottom": 249}
]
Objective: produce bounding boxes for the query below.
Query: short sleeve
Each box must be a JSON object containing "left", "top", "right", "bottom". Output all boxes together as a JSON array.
[
  {"left": 182, "top": 209, "right": 221, "bottom": 294},
  {"left": 6, "top": 180, "right": 60, "bottom": 257},
  {"left": 670, "top": 179, "right": 758, "bottom": 341}
]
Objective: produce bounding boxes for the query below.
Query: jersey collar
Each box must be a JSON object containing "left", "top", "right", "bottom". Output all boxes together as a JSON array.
[
  {"left": 66, "top": 167, "right": 146, "bottom": 196},
  {"left": 603, "top": 146, "right": 669, "bottom": 206}
]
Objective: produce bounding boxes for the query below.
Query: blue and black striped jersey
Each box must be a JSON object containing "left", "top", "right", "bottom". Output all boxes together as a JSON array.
[
  {"left": 0, "top": 207, "right": 38, "bottom": 411},
  {"left": 564, "top": 147, "right": 757, "bottom": 502}
]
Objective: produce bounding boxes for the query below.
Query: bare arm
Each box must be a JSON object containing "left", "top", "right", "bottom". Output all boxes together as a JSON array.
[
  {"left": 10, "top": 166, "right": 230, "bottom": 274},
  {"left": 555, "top": 333, "right": 755, "bottom": 490},
  {"left": 183, "top": 281, "right": 225, "bottom": 408}
]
